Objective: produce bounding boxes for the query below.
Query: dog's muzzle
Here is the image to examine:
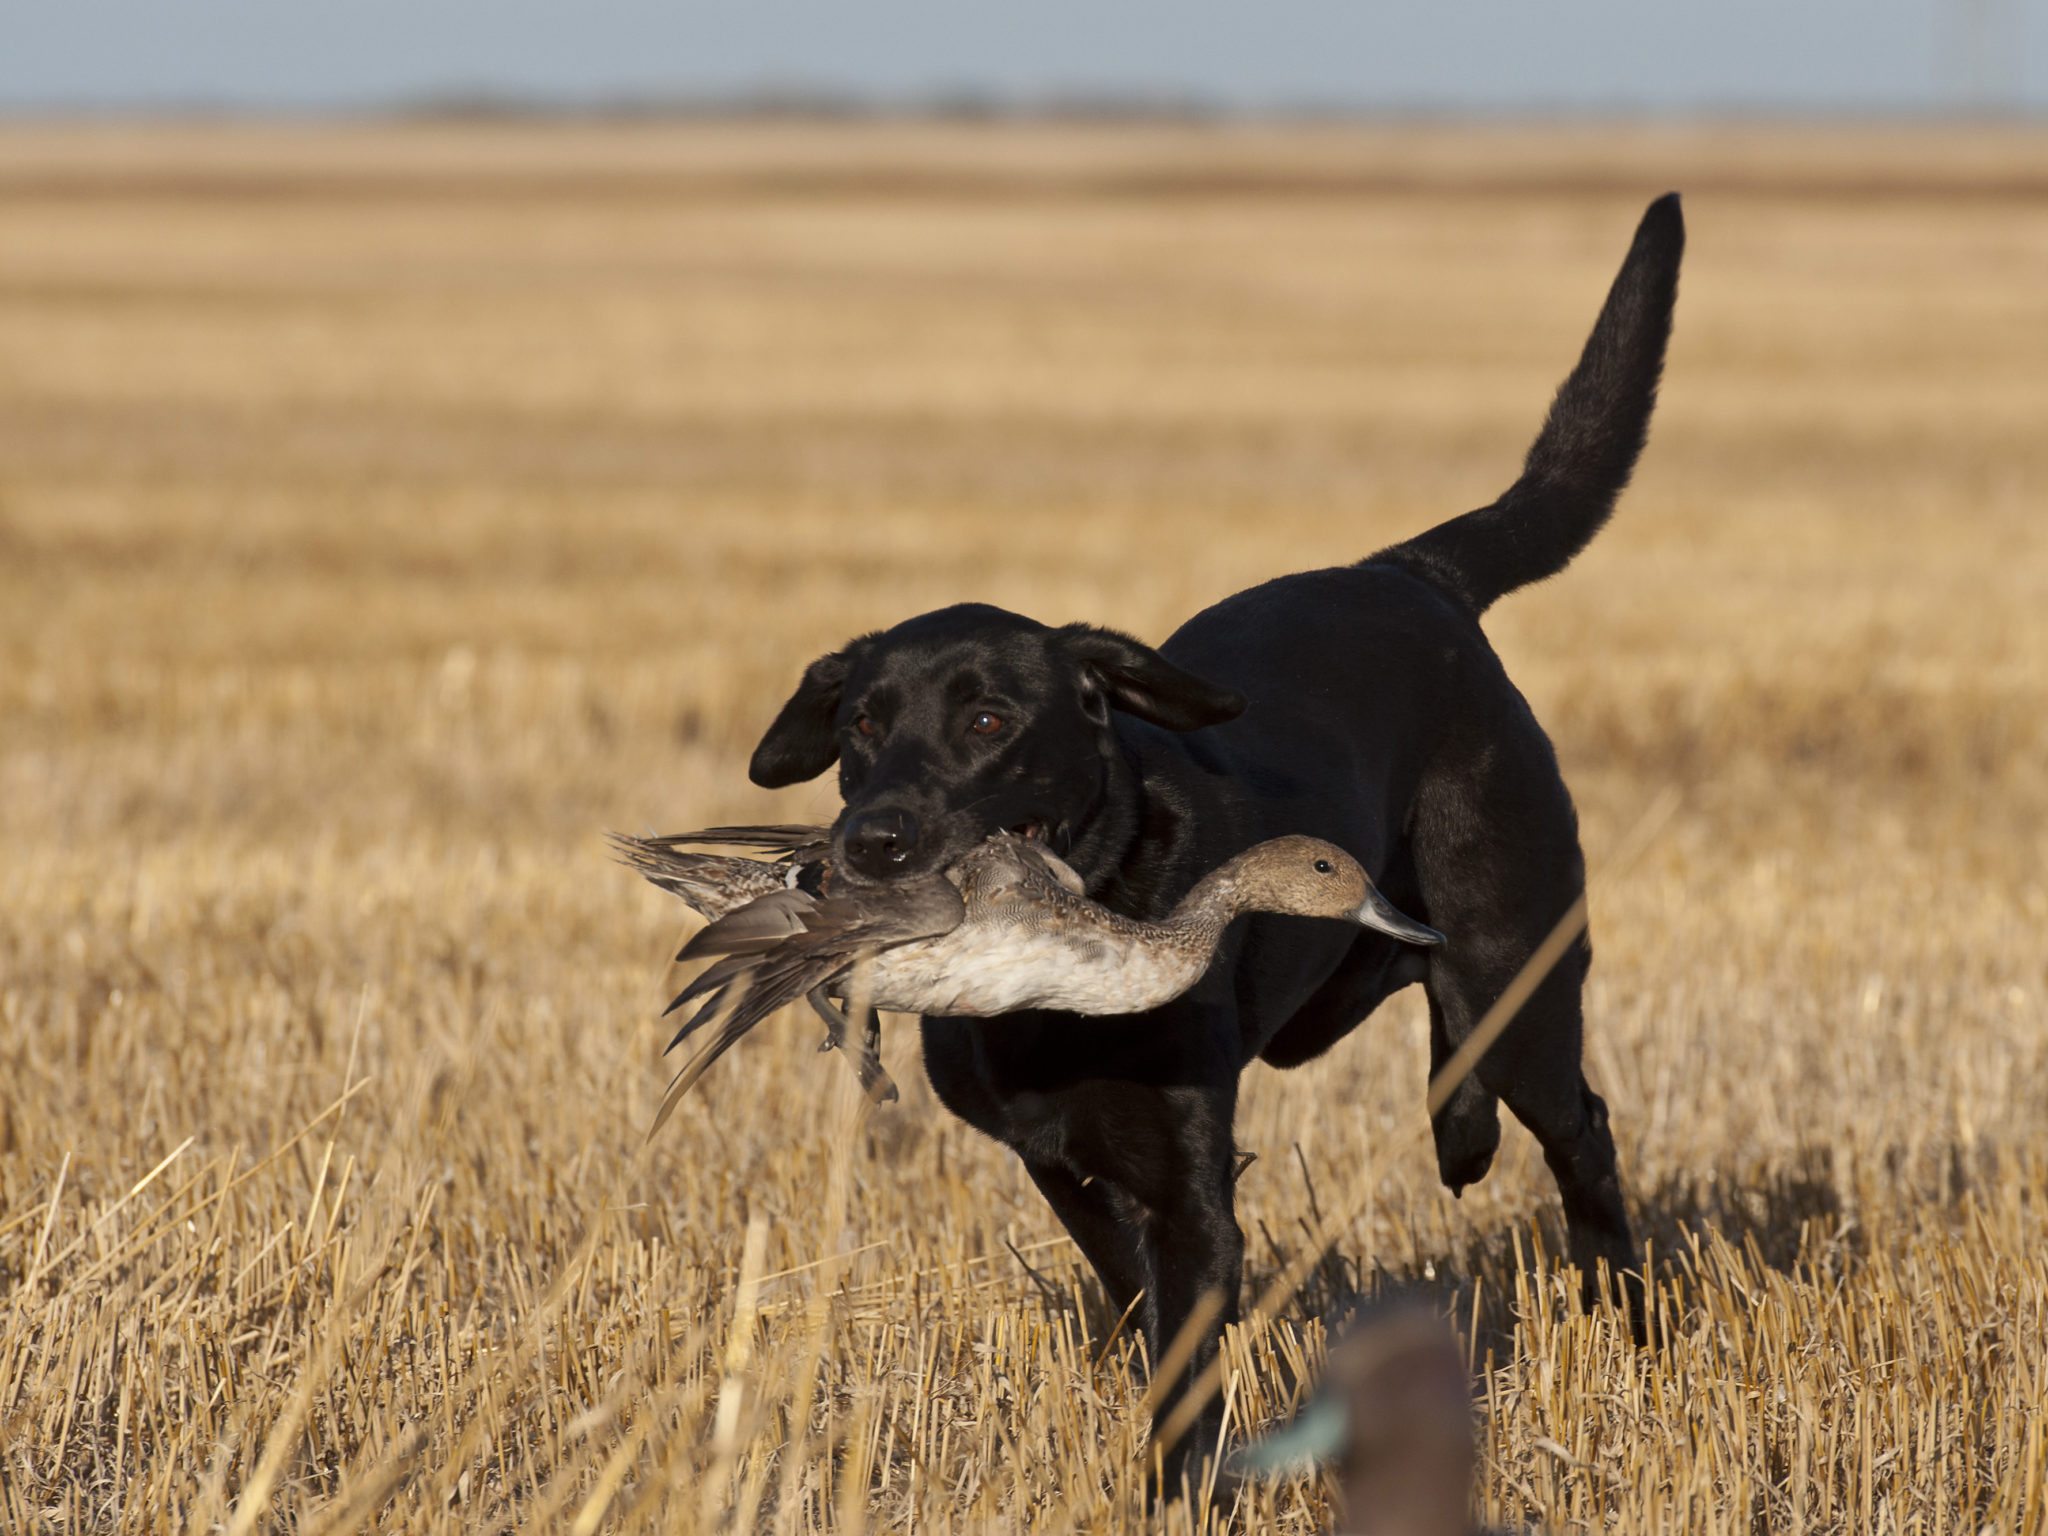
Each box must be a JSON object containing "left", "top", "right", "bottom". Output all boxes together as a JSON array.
[{"left": 841, "top": 805, "right": 922, "bottom": 879}]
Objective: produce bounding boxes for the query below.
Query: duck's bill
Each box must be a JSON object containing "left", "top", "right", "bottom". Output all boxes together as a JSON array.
[
  {"left": 1227, "top": 1393, "right": 1348, "bottom": 1476},
  {"left": 1355, "top": 888, "right": 1445, "bottom": 947}
]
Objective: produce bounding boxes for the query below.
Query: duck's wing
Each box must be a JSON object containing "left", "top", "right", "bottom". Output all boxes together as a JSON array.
[
  {"left": 667, "top": 877, "right": 964, "bottom": 1034},
  {"left": 674, "top": 888, "right": 816, "bottom": 962},
  {"left": 656, "top": 876, "right": 966, "bottom": 1100}
]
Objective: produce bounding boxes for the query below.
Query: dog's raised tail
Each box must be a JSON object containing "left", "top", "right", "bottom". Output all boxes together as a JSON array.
[{"left": 1375, "top": 193, "right": 1683, "bottom": 617}]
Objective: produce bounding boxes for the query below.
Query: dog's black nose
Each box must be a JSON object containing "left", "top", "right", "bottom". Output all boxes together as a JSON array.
[{"left": 842, "top": 807, "right": 921, "bottom": 877}]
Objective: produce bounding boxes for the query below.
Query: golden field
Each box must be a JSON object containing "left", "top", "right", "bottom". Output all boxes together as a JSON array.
[{"left": 1, "top": 121, "right": 2044, "bottom": 1533}]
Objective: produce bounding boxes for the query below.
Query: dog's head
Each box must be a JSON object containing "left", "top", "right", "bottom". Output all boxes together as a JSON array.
[{"left": 749, "top": 603, "right": 1245, "bottom": 881}]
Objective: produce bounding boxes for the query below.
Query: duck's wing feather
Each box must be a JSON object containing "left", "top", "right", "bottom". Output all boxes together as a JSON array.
[
  {"left": 648, "top": 836, "right": 1088, "bottom": 1122},
  {"left": 651, "top": 967, "right": 821, "bottom": 1135},
  {"left": 659, "top": 875, "right": 965, "bottom": 1074},
  {"left": 680, "top": 874, "right": 966, "bottom": 962},
  {"left": 661, "top": 881, "right": 951, "bottom": 1049},
  {"left": 663, "top": 958, "right": 821, "bottom": 1060},
  {"left": 663, "top": 952, "right": 761, "bottom": 1020},
  {"left": 675, "top": 889, "right": 817, "bottom": 962}
]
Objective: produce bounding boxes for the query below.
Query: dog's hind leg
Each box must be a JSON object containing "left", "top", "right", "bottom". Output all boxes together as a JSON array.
[
  {"left": 1422, "top": 934, "right": 1640, "bottom": 1335},
  {"left": 1409, "top": 713, "right": 1641, "bottom": 1335}
]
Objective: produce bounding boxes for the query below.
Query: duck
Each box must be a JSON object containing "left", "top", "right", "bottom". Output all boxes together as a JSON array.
[
  {"left": 1231, "top": 1300, "right": 1484, "bottom": 1536},
  {"left": 616, "top": 826, "right": 1443, "bottom": 1107}
]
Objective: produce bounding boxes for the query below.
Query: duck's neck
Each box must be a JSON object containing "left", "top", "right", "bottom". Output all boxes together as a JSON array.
[{"left": 1161, "top": 857, "right": 1261, "bottom": 948}]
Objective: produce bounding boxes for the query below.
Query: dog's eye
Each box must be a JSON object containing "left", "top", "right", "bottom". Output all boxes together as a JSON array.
[
  {"left": 853, "top": 715, "right": 879, "bottom": 738},
  {"left": 1313, "top": 859, "right": 1334, "bottom": 874},
  {"left": 970, "top": 711, "right": 1005, "bottom": 737}
]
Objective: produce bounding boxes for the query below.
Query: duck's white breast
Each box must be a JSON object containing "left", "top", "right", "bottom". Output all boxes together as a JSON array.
[{"left": 856, "top": 911, "right": 1203, "bottom": 1018}]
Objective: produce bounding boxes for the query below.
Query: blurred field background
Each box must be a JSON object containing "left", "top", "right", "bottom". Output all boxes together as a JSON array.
[{"left": 2, "top": 121, "right": 2045, "bottom": 1533}]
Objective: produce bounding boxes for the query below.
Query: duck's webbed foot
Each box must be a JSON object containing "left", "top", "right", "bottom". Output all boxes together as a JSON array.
[{"left": 806, "top": 989, "right": 899, "bottom": 1104}]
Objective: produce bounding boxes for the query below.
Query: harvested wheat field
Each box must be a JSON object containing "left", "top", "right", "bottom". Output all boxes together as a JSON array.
[{"left": 1, "top": 120, "right": 2045, "bottom": 1533}]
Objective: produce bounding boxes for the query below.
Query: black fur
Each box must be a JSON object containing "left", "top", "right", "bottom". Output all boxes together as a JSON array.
[
  {"left": 1375, "top": 193, "right": 1682, "bottom": 617},
  {"left": 745, "top": 196, "right": 1682, "bottom": 1489}
]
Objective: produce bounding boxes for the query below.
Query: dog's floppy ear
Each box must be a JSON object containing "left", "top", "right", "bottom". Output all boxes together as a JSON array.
[
  {"left": 749, "top": 650, "right": 852, "bottom": 787},
  {"left": 1060, "top": 624, "right": 1247, "bottom": 732}
]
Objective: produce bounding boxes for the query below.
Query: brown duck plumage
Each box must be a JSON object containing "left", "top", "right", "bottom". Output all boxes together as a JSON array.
[{"left": 618, "top": 827, "right": 1442, "bottom": 1109}]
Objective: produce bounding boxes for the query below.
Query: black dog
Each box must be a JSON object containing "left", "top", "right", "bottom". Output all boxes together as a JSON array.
[{"left": 746, "top": 195, "right": 1683, "bottom": 1486}]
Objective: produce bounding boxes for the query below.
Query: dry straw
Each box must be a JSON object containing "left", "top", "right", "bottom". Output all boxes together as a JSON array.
[{"left": 3, "top": 121, "right": 2044, "bottom": 1534}]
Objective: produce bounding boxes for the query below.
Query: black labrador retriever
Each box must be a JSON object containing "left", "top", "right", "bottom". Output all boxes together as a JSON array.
[{"left": 746, "top": 194, "right": 1683, "bottom": 1485}]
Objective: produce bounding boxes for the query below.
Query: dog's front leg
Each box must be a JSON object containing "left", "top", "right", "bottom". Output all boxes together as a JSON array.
[
  {"left": 1133, "top": 1082, "right": 1244, "bottom": 1501},
  {"left": 1023, "top": 1159, "right": 1147, "bottom": 1317}
]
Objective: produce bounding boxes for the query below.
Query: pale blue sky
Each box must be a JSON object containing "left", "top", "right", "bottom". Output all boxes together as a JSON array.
[{"left": 4, "top": 1, "right": 2043, "bottom": 115}]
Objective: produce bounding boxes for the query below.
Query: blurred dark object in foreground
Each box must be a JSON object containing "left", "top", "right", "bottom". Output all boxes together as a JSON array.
[{"left": 1235, "top": 1302, "right": 1480, "bottom": 1536}]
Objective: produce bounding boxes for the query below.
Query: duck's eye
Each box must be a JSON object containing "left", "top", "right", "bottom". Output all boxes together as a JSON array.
[
  {"left": 970, "top": 711, "right": 1005, "bottom": 736},
  {"left": 853, "top": 715, "right": 879, "bottom": 738},
  {"left": 1313, "top": 858, "right": 1334, "bottom": 874}
]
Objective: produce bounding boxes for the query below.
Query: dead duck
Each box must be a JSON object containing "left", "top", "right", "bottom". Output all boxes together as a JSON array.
[{"left": 620, "top": 827, "right": 1442, "bottom": 1106}]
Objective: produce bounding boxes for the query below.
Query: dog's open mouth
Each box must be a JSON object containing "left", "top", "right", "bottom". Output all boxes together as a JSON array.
[{"left": 1009, "top": 819, "right": 1076, "bottom": 857}]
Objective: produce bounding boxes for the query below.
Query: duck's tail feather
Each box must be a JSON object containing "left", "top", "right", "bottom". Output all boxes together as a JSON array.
[
  {"left": 665, "top": 940, "right": 854, "bottom": 1052},
  {"left": 663, "top": 952, "right": 760, "bottom": 1019},
  {"left": 639, "top": 825, "right": 830, "bottom": 860},
  {"left": 656, "top": 960, "right": 838, "bottom": 1118},
  {"left": 609, "top": 831, "right": 793, "bottom": 921}
]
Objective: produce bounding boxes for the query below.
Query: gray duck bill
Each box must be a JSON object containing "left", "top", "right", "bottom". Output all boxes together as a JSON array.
[{"left": 1355, "top": 887, "right": 1445, "bottom": 947}]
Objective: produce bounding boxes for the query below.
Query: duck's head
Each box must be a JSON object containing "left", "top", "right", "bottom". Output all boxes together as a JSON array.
[
  {"left": 1229, "top": 836, "right": 1445, "bottom": 947},
  {"left": 1230, "top": 1300, "right": 1476, "bottom": 1536}
]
